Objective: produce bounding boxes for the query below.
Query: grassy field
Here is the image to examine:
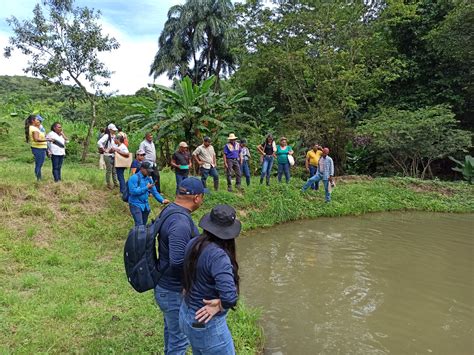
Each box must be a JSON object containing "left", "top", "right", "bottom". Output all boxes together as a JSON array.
[{"left": 0, "top": 116, "right": 473, "bottom": 353}]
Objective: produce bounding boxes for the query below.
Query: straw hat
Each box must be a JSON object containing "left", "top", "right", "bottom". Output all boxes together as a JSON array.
[{"left": 227, "top": 133, "right": 238, "bottom": 140}]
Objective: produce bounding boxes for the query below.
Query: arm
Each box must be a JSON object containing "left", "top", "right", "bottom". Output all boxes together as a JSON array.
[
  {"left": 213, "top": 153, "right": 216, "bottom": 167},
  {"left": 115, "top": 149, "right": 130, "bottom": 158},
  {"left": 223, "top": 154, "right": 228, "bottom": 169},
  {"left": 150, "top": 183, "right": 168, "bottom": 204},
  {"left": 256, "top": 144, "right": 264, "bottom": 156},
  {"left": 305, "top": 155, "right": 310, "bottom": 171},
  {"left": 171, "top": 157, "right": 179, "bottom": 169},
  {"left": 97, "top": 134, "right": 108, "bottom": 149},
  {"left": 330, "top": 158, "right": 334, "bottom": 177},
  {"left": 128, "top": 175, "right": 148, "bottom": 196},
  {"left": 211, "top": 253, "right": 238, "bottom": 309},
  {"left": 188, "top": 155, "right": 192, "bottom": 168},
  {"left": 32, "top": 131, "right": 49, "bottom": 143},
  {"left": 168, "top": 217, "right": 194, "bottom": 277},
  {"left": 193, "top": 153, "right": 203, "bottom": 166}
]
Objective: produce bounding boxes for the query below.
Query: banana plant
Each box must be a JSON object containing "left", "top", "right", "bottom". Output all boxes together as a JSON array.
[{"left": 449, "top": 155, "right": 474, "bottom": 184}]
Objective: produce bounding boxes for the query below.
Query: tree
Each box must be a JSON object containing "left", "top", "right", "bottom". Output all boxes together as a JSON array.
[{"left": 4, "top": 0, "right": 119, "bottom": 161}]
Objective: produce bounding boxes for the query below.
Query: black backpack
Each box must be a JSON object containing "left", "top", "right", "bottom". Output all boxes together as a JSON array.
[
  {"left": 123, "top": 207, "right": 193, "bottom": 293},
  {"left": 122, "top": 174, "right": 141, "bottom": 202}
]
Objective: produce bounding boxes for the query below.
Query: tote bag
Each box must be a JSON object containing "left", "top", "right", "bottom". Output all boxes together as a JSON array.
[{"left": 115, "top": 152, "right": 133, "bottom": 168}]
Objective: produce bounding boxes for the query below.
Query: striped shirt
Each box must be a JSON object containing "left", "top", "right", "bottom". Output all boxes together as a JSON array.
[{"left": 318, "top": 156, "right": 334, "bottom": 180}]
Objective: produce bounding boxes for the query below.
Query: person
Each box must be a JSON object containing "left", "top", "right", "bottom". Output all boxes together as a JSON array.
[
  {"left": 97, "top": 123, "right": 119, "bottom": 190},
  {"left": 139, "top": 132, "right": 161, "bottom": 193},
  {"left": 111, "top": 135, "right": 130, "bottom": 194},
  {"left": 46, "top": 122, "right": 68, "bottom": 182},
  {"left": 171, "top": 142, "right": 192, "bottom": 193},
  {"left": 128, "top": 162, "right": 169, "bottom": 226},
  {"left": 180, "top": 204, "right": 241, "bottom": 355},
  {"left": 257, "top": 134, "right": 276, "bottom": 186},
  {"left": 25, "top": 114, "right": 51, "bottom": 181},
  {"left": 193, "top": 136, "right": 219, "bottom": 191},
  {"left": 302, "top": 147, "right": 335, "bottom": 202},
  {"left": 223, "top": 133, "right": 242, "bottom": 192},
  {"left": 117, "top": 126, "right": 129, "bottom": 147},
  {"left": 154, "top": 177, "right": 206, "bottom": 355},
  {"left": 305, "top": 143, "right": 322, "bottom": 190},
  {"left": 240, "top": 139, "right": 251, "bottom": 186},
  {"left": 130, "top": 149, "right": 146, "bottom": 175},
  {"left": 276, "top": 137, "right": 294, "bottom": 183},
  {"left": 98, "top": 128, "right": 106, "bottom": 170}
]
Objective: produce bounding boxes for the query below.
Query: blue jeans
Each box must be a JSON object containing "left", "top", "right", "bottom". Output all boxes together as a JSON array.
[
  {"left": 175, "top": 173, "right": 188, "bottom": 193},
  {"left": 31, "top": 148, "right": 46, "bottom": 180},
  {"left": 309, "top": 165, "right": 319, "bottom": 190},
  {"left": 277, "top": 162, "right": 290, "bottom": 183},
  {"left": 200, "top": 167, "right": 219, "bottom": 190},
  {"left": 241, "top": 160, "right": 251, "bottom": 186},
  {"left": 116, "top": 167, "right": 126, "bottom": 194},
  {"left": 179, "top": 301, "right": 235, "bottom": 355},
  {"left": 51, "top": 155, "right": 64, "bottom": 182},
  {"left": 260, "top": 155, "right": 274, "bottom": 182},
  {"left": 129, "top": 204, "right": 150, "bottom": 226},
  {"left": 302, "top": 172, "right": 331, "bottom": 202},
  {"left": 155, "top": 284, "right": 188, "bottom": 355}
]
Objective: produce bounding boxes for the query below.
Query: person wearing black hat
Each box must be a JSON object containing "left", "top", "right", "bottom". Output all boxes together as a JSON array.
[{"left": 180, "top": 204, "right": 241, "bottom": 354}]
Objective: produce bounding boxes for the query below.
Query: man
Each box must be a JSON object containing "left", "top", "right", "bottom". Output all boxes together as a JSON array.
[
  {"left": 139, "top": 132, "right": 161, "bottom": 193},
  {"left": 223, "top": 133, "right": 242, "bottom": 192},
  {"left": 154, "top": 177, "right": 206, "bottom": 355},
  {"left": 171, "top": 142, "right": 192, "bottom": 192},
  {"left": 128, "top": 162, "right": 169, "bottom": 226},
  {"left": 192, "top": 136, "right": 219, "bottom": 191},
  {"left": 130, "top": 148, "right": 146, "bottom": 175},
  {"left": 305, "top": 143, "right": 323, "bottom": 190},
  {"left": 97, "top": 123, "right": 119, "bottom": 189},
  {"left": 302, "top": 147, "right": 334, "bottom": 202}
]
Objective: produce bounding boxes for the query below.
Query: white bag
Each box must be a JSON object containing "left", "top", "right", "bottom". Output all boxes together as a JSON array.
[{"left": 288, "top": 155, "right": 295, "bottom": 166}]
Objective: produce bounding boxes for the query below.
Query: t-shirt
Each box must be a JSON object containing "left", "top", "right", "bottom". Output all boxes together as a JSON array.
[
  {"left": 29, "top": 126, "right": 47, "bottom": 149},
  {"left": 173, "top": 150, "right": 191, "bottom": 175},
  {"left": 261, "top": 141, "right": 276, "bottom": 155},
  {"left": 276, "top": 145, "right": 292, "bottom": 164},
  {"left": 193, "top": 144, "right": 215, "bottom": 169},
  {"left": 306, "top": 149, "right": 322, "bottom": 166},
  {"left": 46, "top": 131, "right": 66, "bottom": 156}
]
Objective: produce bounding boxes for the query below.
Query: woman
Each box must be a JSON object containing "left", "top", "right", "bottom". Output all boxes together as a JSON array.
[
  {"left": 130, "top": 149, "right": 146, "bottom": 175},
  {"left": 25, "top": 115, "right": 51, "bottom": 181},
  {"left": 257, "top": 134, "right": 276, "bottom": 186},
  {"left": 180, "top": 204, "right": 241, "bottom": 355},
  {"left": 46, "top": 122, "right": 68, "bottom": 182},
  {"left": 276, "top": 137, "right": 294, "bottom": 183},
  {"left": 97, "top": 124, "right": 119, "bottom": 189},
  {"left": 240, "top": 139, "right": 251, "bottom": 186},
  {"left": 111, "top": 135, "right": 130, "bottom": 194}
]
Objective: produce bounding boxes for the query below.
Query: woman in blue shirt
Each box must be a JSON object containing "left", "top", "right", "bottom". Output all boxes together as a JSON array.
[{"left": 180, "top": 204, "right": 241, "bottom": 355}]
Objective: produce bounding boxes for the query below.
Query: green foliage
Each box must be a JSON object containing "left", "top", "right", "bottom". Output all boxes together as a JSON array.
[{"left": 449, "top": 155, "right": 474, "bottom": 184}]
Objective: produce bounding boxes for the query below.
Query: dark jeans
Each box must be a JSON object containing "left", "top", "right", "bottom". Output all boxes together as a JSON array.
[
  {"left": 129, "top": 204, "right": 150, "bottom": 226},
  {"left": 175, "top": 173, "right": 188, "bottom": 193},
  {"left": 116, "top": 167, "right": 126, "bottom": 194},
  {"left": 309, "top": 165, "right": 319, "bottom": 190},
  {"left": 51, "top": 155, "right": 64, "bottom": 182},
  {"left": 277, "top": 162, "right": 290, "bottom": 183},
  {"left": 31, "top": 147, "right": 46, "bottom": 180},
  {"left": 241, "top": 160, "right": 251, "bottom": 186},
  {"left": 200, "top": 167, "right": 219, "bottom": 190},
  {"left": 260, "top": 155, "right": 274, "bottom": 181},
  {"left": 150, "top": 167, "right": 161, "bottom": 193},
  {"left": 225, "top": 159, "right": 241, "bottom": 188},
  {"left": 302, "top": 172, "right": 331, "bottom": 202}
]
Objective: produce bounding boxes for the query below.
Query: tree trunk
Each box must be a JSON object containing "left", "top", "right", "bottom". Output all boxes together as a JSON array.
[{"left": 81, "top": 99, "right": 97, "bottom": 163}]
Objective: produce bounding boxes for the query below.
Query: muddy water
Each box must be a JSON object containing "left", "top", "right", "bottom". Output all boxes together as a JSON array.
[{"left": 238, "top": 212, "right": 474, "bottom": 354}]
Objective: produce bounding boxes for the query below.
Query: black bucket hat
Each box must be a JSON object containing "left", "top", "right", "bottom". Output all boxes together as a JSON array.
[{"left": 199, "top": 204, "right": 241, "bottom": 240}]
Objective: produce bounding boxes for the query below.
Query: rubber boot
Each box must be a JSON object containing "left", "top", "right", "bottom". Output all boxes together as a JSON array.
[
  {"left": 214, "top": 181, "right": 219, "bottom": 191},
  {"left": 266, "top": 177, "right": 270, "bottom": 186},
  {"left": 260, "top": 177, "right": 264, "bottom": 184}
]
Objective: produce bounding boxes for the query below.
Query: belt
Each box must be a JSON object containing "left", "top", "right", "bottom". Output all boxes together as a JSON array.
[{"left": 227, "top": 158, "right": 239, "bottom": 160}]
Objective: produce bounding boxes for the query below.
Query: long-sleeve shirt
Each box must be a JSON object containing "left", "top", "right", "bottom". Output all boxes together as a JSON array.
[
  {"left": 184, "top": 238, "right": 238, "bottom": 312},
  {"left": 128, "top": 171, "right": 164, "bottom": 211},
  {"left": 318, "top": 156, "right": 334, "bottom": 180},
  {"left": 157, "top": 203, "right": 199, "bottom": 292},
  {"left": 97, "top": 134, "right": 117, "bottom": 156},
  {"left": 139, "top": 140, "right": 156, "bottom": 164}
]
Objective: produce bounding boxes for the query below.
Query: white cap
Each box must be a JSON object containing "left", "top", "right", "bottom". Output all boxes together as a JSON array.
[
  {"left": 107, "top": 123, "right": 118, "bottom": 131},
  {"left": 179, "top": 141, "right": 188, "bottom": 148}
]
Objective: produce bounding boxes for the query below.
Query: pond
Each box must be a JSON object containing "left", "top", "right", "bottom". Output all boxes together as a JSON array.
[{"left": 238, "top": 212, "right": 474, "bottom": 354}]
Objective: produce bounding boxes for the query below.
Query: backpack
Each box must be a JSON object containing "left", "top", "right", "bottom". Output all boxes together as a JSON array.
[
  {"left": 123, "top": 207, "right": 194, "bottom": 293},
  {"left": 122, "top": 174, "right": 141, "bottom": 202}
]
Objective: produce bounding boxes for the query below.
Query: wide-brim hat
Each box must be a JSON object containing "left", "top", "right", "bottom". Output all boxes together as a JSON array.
[
  {"left": 199, "top": 204, "right": 241, "bottom": 240},
  {"left": 227, "top": 133, "right": 238, "bottom": 140}
]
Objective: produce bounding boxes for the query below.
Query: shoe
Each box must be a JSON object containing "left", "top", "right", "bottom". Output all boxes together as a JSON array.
[{"left": 227, "top": 187, "right": 233, "bottom": 192}]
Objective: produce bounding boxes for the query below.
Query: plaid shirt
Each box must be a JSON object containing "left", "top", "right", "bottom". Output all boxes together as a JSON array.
[{"left": 318, "top": 156, "right": 334, "bottom": 180}]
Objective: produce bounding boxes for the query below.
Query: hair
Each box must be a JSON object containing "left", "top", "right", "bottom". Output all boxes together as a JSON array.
[
  {"left": 265, "top": 134, "right": 273, "bottom": 144},
  {"left": 24, "top": 115, "right": 37, "bottom": 143},
  {"left": 115, "top": 134, "right": 125, "bottom": 144},
  {"left": 51, "top": 122, "right": 61, "bottom": 132},
  {"left": 145, "top": 132, "right": 152, "bottom": 137},
  {"left": 100, "top": 127, "right": 105, "bottom": 133},
  {"left": 117, "top": 126, "right": 122, "bottom": 132},
  {"left": 183, "top": 230, "right": 240, "bottom": 303}
]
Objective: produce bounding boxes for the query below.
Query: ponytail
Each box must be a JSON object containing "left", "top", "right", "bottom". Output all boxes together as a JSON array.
[{"left": 24, "top": 115, "right": 36, "bottom": 143}]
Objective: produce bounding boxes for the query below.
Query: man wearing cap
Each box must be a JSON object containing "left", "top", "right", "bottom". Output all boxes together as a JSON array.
[
  {"left": 130, "top": 149, "right": 146, "bottom": 175},
  {"left": 223, "top": 133, "right": 242, "bottom": 192},
  {"left": 97, "top": 123, "right": 119, "bottom": 189},
  {"left": 154, "top": 177, "right": 206, "bottom": 355},
  {"left": 139, "top": 132, "right": 161, "bottom": 193},
  {"left": 193, "top": 136, "right": 219, "bottom": 191},
  {"left": 171, "top": 142, "right": 192, "bottom": 193},
  {"left": 128, "top": 162, "right": 169, "bottom": 226},
  {"left": 302, "top": 147, "right": 335, "bottom": 202}
]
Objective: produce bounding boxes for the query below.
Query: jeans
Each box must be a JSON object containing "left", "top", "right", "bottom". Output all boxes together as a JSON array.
[
  {"left": 129, "top": 204, "right": 150, "bottom": 226},
  {"left": 225, "top": 159, "right": 241, "bottom": 188},
  {"left": 51, "top": 155, "right": 64, "bottom": 182},
  {"left": 150, "top": 167, "right": 161, "bottom": 193},
  {"left": 302, "top": 172, "right": 331, "bottom": 202},
  {"left": 31, "top": 148, "right": 46, "bottom": 180},
  {"left": 154, "top": 284, "right": 188, "bottom": 355},
  {"left": 309, "top": 165, "right": 319, "bottom": 190},
  {"left": 200, "top": 167, "right": 219, "bottom": 190},
  {"left": 175, "top": 173, "right": 188, "bottom": 193},
  {"left": 179, "top": 301, "right": 235, "bottom": 355},
  {"left": 116, "top": 167, "right": 126, "bottom": 194},
  {"left": 104, "top": 155, "right": 118, "bottom": 188},
  {"left": 241, "top": 160, "right": 251, "bottom": 186},
  {"left": 260, "top": 155, "right": 274, "bottom": 183},
  {"left": 277, "top": 162, "right": 290, "bottom": 183}
]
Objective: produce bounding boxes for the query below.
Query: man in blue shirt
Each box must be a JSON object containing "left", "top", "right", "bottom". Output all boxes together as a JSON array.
[
  {"left": 302, "top": 147, "right": 335, "bottom": 202},
  {"left": 128, "top": 161, "right": 169, "bottom": 226},
  {"left": 223, "top": 133, "right": 242, "bottom": 192},
  {"left": 154, "top": 177, "right": 207, "bottom": 355}
]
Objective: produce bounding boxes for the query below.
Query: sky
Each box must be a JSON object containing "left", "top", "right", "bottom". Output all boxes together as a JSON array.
[{"left": 0, "top": 0, "right": 186, "bottom": 95}]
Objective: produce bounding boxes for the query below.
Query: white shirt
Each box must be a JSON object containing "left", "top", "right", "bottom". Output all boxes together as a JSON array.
[
  {"left": 139, "top": 139, "right": 156, "bottom": 163},
  {"left": 116, "top": 143, "right": 129, "bottom": 154},
  {"left": 97, "top": 133, "right": 117, "bottom": 156},
  {"left": 46, "top": 131, "right": 66, "bottom": 156}
]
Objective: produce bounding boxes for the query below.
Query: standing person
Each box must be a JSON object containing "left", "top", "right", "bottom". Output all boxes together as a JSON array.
[
  {"left": 128, "top": 162, "right": 169, "bottom": 226},
  {"left": 180, "top": 204, "right": 241, "bottom": 355},
  {"left": 139, "top": 132, "right": 161, "bottom": 193},
  {"left": 276, "top": 137, "right": 294, "bottom": 184},
  {"left": 46, "top": 122, "right": 68, "bottom": 182},
  {"left": 97, "top": 123, "right": 119, "bottom": 190},
  {"left": 111, "top": 135, "right": 130, "bottom": 194},
  {"left": 257, "top": 134, "right": 276, "bottom": 186},
  {"left": 98, "top": 128, "right": 106, "bottom": 170},
  {"left": 154, "top": 177, "right": 206, "bottom": 355},
  {"left": 240, "top": 139, "right": 251, "bottom": 186},
  {"left": 223, "top": 133, "right": 242, "bottom": 192},
  {"left": 130, "top": 149, "right": 146, "bottom": 175},
  {"left": 302, "top": 147, "right": 334, "bottom": 202},
  {"left": 25, "top": 115, "right": 51, "bottom": 181},
  {"left": 305, "top": 143, "right": 322, "bottom": 190},
  {"left": 193, "top": 136, "right": 219, "bottom": 191},
  {"left": 171, "top": 142, "right": 192, "bottom": 193},
  {"left": 117, "top": 126, "right": 129, "bottom": 147}
]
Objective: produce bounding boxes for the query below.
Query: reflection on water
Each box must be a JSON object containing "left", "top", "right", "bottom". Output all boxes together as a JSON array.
[{"left": 238, "top": 212, "right": 474, "bottom": 355}]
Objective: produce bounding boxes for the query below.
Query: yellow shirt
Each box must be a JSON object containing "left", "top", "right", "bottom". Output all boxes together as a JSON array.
[
  {"left": 29, "top": 126, "right": 47, "bottom": 149},
  {"left": 306, "top": 149, "right": 322, "bottom": 166}
]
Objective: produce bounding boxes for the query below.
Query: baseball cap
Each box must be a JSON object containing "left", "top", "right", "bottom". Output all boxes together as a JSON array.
[
  {"left": 178, "top": 177, "right": 209, "bottom": 195},
  {"left": 107, "top": 123, "right": 118, "bottom": 131},
  {"left": 203, "top": 136, "right": 211, "bottom": 142},
  {"left": 179, "top": 141, "right": 188, "bottom": 148},
  {"left": 136, "top": 149, "right": 145, "bottom": 155},
  {"left": 140, "top": 161, "right": 155, "bottom": 172},
  {"left": 36, "top": 115, "right": 44, "bottom": 122}
]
